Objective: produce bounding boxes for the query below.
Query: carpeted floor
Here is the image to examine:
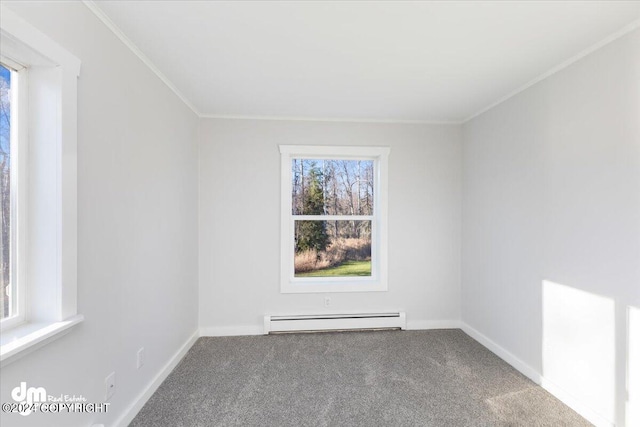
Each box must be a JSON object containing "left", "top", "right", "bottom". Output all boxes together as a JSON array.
[{"left": 130, "top": 329, "right": 591, "bottom": 427}]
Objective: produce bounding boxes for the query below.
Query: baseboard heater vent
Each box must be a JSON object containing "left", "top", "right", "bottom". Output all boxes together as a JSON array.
[{"left": 264, "top": 312, "right": 406, "bottom": 334}]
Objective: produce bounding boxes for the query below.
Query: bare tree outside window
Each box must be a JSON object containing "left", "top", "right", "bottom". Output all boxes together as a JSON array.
[
  {"left": 0, "top": 64, "right": 12, "bottom": 319},
  {"left": 292, "top": 159, "right": 374, "bottom": 277}
]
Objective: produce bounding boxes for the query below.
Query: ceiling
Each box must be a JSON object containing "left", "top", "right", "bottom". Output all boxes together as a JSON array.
[{"left": 91, "top": 1, "right": 640, "bottom": 122}]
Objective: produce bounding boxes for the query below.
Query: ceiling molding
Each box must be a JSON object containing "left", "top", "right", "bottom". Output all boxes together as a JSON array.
[
  {"left": 199, "top": 114, "right": 462, "bottom": 125},
  {"left": 463, "top": 18, "right": 640, "bottom": 123},
  {"left": 83, "top": 1, "right": 638, "bottom": 125},
  {"left": 82, "top": 0, "right": 459, "bottom": 125},
  {"left": 82, "top": 0, "right": 201, "bottom": 117}
]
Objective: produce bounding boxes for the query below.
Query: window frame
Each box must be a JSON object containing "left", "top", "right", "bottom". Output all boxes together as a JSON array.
[
  {"left": 0, "top": 60, "right": 28, "bottom": 331},
  {"left": 280, "top": 145, "right": 390, "bottom": 294},
  {"left": 0, "top": 6, "right": 83, "bottom": 366}
]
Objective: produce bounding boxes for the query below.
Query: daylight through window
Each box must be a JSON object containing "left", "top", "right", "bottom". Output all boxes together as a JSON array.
[
  {"left": 292, "top": 159, "right": 374, "bottom": 278},
  {"left": 280, "top": 145, "right": 389, "bottom": 293},
  {"left": 0, "top": 63, "right": 15, "bottom": 323}
]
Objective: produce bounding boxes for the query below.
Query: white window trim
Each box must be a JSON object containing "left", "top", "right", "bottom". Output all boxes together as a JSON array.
[
  {"left": 0, "top": 6, "right": 83, "bottom": 367},
  {"left": 279, "top": 145, "right": 390, "bottom": 294},
  {"left": 0, "top": 60, "right": 28, "bottom": 331}
]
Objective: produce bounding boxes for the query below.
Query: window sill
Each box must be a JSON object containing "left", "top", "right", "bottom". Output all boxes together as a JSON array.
[{"left": 0, "top": 314, "right": 84, "bottom": 367}]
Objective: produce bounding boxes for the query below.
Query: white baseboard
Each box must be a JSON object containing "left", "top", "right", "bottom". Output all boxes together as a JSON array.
[
  {"left": 110, "top": 321, "right": 611, "bottom": 427},
  {"left": 113, "top": 330, "right": 199, "bottom": 427},
  {"left": 406, "top": 319, "right": 461, "bottom": 330},
  {"left": 108, "top": 321, "right": 613, "bottom": 427},
  {"left": 460, "top": 322, "right": 613, "bottom": 427},
  {"left": 460, "top": 322, "right": 541, "bottom": 382},
  {"left": 202, "top": 319, "right": 461, "bottom": 336},
  {"left": 199, "top": 325, "right": 264, "bottom": 337},
  {"left": 539, "top": 377, "right": 614, "bottom": 427}
]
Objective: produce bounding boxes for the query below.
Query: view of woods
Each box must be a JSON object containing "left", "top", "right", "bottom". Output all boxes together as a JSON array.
[
  {"left": 0, "top": 64, "right": 11, "bottom": 319},
  {"left": 292, "top": 158, "right": 374, "bottom": 277}
]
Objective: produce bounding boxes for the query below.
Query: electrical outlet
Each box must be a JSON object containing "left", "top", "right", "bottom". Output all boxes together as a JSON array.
[
  {"left": 105, "top": 372, "right": 116, "bottom": 401},
  {"left": 324, "top": 297, "right": 331, "bottom": 307},
  {"left": 136, "top": 347, "right": 145, "bottom": 369}
]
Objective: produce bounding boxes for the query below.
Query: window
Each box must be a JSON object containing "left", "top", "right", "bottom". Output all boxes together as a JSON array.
[
  {"left": 280, "top": 145, "right": 390, "bottom": 293},
  {"left": 0, "top": 8, "right": 82, "bottom": 366},
  {"left": 0, "top": 61, "right": 26, "bottom": 330}
]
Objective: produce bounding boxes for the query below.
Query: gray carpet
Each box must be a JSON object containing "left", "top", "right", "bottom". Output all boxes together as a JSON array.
[{"left": 130, "top": 329, "right": 591, "bottom": 427}]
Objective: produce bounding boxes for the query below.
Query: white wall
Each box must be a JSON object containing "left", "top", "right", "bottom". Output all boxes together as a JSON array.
[
  {"left": 199, "top": 119, "right": 461, "bottom": 334},
  {"left": 0, "top": 2, "right": 199, "bottom": 427},
  {"left": 462, "top": 29, "right": 640, "bottom": 427},
  {"left": 5, "top": 3, "right": 635, "bottom": 427}
]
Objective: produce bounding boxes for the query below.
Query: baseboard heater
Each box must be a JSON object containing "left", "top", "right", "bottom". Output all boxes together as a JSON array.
[{"left": 264, "top": 312, "right": 406, "bottom": 334}]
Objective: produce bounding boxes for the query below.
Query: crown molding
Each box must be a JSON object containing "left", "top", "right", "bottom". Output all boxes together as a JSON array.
[
  {"left": 82, "top": 1, "right": 638, "bottom": 126},
  {"left": 199, "top": 114, "right": 462, "bottom": 125},
  {"left": 82, "top": 0, "right": 200, "bottom": 117},
  {"left": 79, "top": 0, "right": 461, "bottom": 125},
  {"left": 464, "top": 18, "right": 640, "bottom": 123}
]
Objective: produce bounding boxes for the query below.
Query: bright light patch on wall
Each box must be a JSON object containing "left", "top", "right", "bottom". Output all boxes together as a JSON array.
[
  {"left": 628, "top": 305, "right": 640, "bottom": 427},
  {"left": 542, "top": 280, "right": 615, "bottom": 423}
]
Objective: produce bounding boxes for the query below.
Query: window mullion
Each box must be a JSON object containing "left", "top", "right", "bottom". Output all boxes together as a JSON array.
[{"left": 281, "top": 145, "right": 389, "bottom": 293}]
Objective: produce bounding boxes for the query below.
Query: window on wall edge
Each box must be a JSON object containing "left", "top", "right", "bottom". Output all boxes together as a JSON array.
[{"left": 0, "top": 7, "right": 82, "bottom": 366}]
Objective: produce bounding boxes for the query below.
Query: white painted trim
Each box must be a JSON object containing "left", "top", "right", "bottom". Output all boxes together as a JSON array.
[
  {"left": 199, "top": 325, "right": 264, "bottom": 337},
  {"left": 461, "top": 322, "right": 614, "bottom": 427},
  {"left": 0, "top": 7, "right": 80, "bottom": 76},
  {"left": 81, "top": 0, "right": 200, "bottom": 117},
  {"left": 0, "top": 54, "right": 26, "bottom": 71},
  {"left": 202, "top": 320, "right": 462, "bottom": 337},
  {"left": 0, "top": 315, "right": 84, "bottom": 367},
  {"left": 1, "top": 4, "right": 80, "bottom": 327},
  {"left": 0, "top": 65, "right": 27, "bottom": 331},
  {"left": 464, "top": 19, "right": 640, "bottom": 123},
  {"left": 63, "top": 3, "right": 640, "bottom": 125},
  {"left": 15, "top": 65, "right": 28, "bottom": 327},
  {"left": 200, "top": 114, "right": 461, "bottom": 125},
  {"left": 279, "top": 145, "right": 390, "bottom": 294},
  {"left": 406, "top": 319, "right": 461, "bottom": 330},
  {"left": 293, "top": 214, "right": 373, "bottom": 221},
  {"left": 540, "top": 377, "right": 614, "bottom": 427},
  {"left": 114, "top": 330, "right": 199, "bottom": 427},
  {"left": 461, "top": 322, "right": 541, "bottom": 381}
]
